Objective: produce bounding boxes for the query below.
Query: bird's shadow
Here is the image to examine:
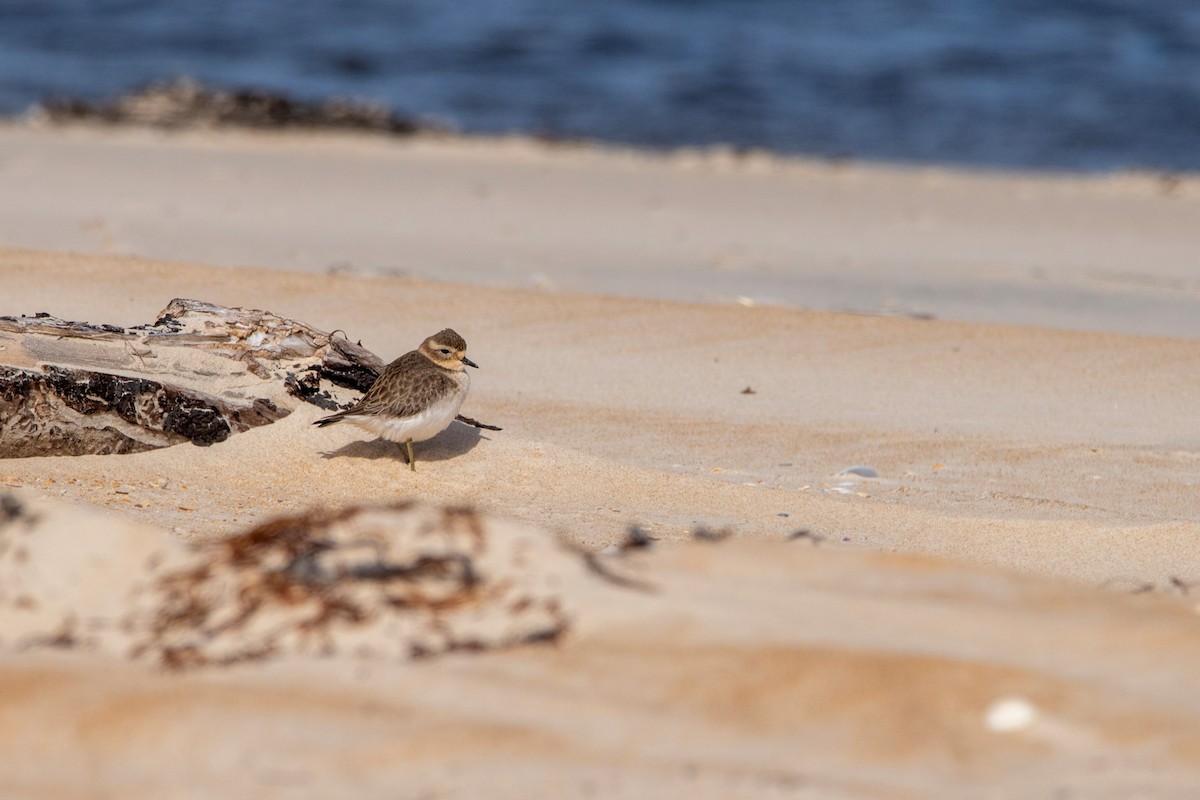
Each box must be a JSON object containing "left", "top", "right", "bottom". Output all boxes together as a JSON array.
[{"left": 320, "top": 421, "right": 485, "bottom": 464}]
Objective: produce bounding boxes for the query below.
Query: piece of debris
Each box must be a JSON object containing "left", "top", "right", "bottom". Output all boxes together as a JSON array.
[
  {"left": 741, "top": 386, "right": 756, "bottom": 395},
  {"left": 601, "top": 524, "right": 656, "bottom": 557},
  {"left": 0, "top": 493, "right": 28, "bottom": 523},
  {"left": 122, "top": 503, "right": 575, "bottom": 668},
  {"left": 1169, "top": 577, "right": 1195, "bottom": 596},
  {"left": 1099, "top": 577, "right": 1158, "bottom": 595},
  {"left": 621, "top": 524, "right": 656, "bottom": 550},
  {"left": 837, "top": 465, "right": 880, "bottom": 478},
  {"left": 123, "top": 506, "right": 576, "bottom": 671},
  {"left": 692, "top": 526, "right": 733, "bottom": 543},
  {"left": 34, "top": 77, "right": 430, "bottom": 136},
  {"left": 455, "top": 414, "right": 503, "bottom": 431},
  {"left": 581, "top": 553, "right": 657, "bottom": 594},
  {"left": 0, "top": 298, "right": 384, "bottom": 457},
  {"left": 2, "top": 499, "right": 615, "bottom": 667}
]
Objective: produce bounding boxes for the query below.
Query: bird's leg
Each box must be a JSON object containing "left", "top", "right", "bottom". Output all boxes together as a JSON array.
[
  {"left": 395, "top": 440, "right": 410, "bottom": 465},
  {"left": 405, "top": 438, "right": 416, "bottom": 472}
]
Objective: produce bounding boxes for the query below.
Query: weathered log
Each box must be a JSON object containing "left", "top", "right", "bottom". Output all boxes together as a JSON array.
[{"left": 0, "top": 299, "right": 385, "bottom": 458}]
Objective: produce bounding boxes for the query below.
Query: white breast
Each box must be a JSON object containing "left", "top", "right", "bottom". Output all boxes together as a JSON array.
[{"left": 344, "top": 376, "right": 468, "bottom": 444}]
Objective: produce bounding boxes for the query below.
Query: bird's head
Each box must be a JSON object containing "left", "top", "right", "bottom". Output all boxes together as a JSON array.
[{"left": 419, "top": 328, "right": 478, "bottom": 371}]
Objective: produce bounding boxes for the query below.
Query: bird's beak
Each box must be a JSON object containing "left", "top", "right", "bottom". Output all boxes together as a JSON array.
[{"left": 462, "top": 356, "right": 479, "bottom": 369}]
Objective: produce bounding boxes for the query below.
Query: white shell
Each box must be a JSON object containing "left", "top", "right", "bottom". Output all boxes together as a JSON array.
[{"left": 984, "top": 697, "right": 1039, "bottom": 733}]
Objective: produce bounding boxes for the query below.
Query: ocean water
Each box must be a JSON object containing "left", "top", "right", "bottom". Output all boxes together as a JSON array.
[{"left": 1, "top": 0, "right": 1199, "bottom": 171}]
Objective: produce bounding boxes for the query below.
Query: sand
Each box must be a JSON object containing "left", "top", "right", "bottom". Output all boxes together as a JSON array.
[
  {"left": 2, "top": 122, "right": 1199, "bottom": 336},
  {"left": 1, "top": 122, "right": 1199, "bottom": 798}
]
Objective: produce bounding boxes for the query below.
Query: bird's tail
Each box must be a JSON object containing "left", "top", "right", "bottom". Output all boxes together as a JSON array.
[{"left": 313, "top": 412, "right": 346, "bottom": 428}]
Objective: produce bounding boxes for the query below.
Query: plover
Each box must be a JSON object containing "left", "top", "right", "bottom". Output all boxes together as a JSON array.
[{"left": 314, "top": 328, "right": 477, "bottom": 471}]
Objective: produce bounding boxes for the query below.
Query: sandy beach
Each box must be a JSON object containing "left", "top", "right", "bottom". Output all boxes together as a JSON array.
[{"left": 1, "top": 122, "right": 1199, "bottom": 798}]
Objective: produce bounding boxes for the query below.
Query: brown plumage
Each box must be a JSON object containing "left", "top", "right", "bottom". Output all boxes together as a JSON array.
[{"left": 315, "top": 349, "right": 461, "bottom": 425}]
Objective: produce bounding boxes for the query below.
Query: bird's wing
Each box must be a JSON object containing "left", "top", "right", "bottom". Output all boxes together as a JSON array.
[{"left": 345, "top": 351, "right": 457, "bottom": 419}]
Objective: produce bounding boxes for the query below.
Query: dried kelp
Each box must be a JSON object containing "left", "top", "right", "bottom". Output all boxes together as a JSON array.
[{"left": 124, "top": 503, "right": 572, "bottom": 668}]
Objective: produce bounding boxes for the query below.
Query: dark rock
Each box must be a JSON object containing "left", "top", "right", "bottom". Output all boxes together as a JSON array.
[{"left": 35, "top": 77, "right": 429, "bottom": 136}]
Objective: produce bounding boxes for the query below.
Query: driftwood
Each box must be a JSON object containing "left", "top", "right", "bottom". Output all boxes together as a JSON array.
[{"left": 0, "top": 299, "right": 385, "bottom": 458}]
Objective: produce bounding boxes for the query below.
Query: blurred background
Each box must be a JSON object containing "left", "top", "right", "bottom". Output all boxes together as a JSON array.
[{"left": 1, "top": 0, "right": 1199, "bottom": 172}]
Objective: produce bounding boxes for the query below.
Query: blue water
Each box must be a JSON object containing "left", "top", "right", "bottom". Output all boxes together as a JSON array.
[{"left": 2, "top": 0, "right": 1199, "bottom": 171}]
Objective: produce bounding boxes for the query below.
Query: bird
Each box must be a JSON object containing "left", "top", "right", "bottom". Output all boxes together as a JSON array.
[{"left": 314, "top": 328, "right": 477, "bottom": 471}]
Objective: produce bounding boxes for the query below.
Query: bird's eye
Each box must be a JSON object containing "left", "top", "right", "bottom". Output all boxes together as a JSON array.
[{"left": 439, "top": 348, "right": 451, "bottom": 355}]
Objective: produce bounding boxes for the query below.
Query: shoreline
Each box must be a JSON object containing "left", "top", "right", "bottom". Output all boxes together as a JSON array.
[
  {"left": 11, "top": 72, "right": 1200, "bottom": 177},
  {"left": 2, "top": 121, "right": 1198, "bottom": 339},
  {"left": 15, "top": 115, "right": 1200, "bottom": 186}
]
